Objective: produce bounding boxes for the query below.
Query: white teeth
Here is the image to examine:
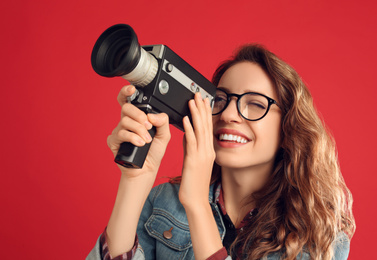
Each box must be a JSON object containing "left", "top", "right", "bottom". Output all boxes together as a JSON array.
[{"left": 219, "top": 134, "right": 248, "bottom": 143}]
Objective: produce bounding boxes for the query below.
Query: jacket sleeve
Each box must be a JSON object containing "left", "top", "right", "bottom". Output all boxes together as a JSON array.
[
  {"left": 86, "top": 235, "right": 102, "bottom": 260},
  {"left": 134, "top": 185, "right": 161, "bottom": 258},
  {"left": 86, "top": 233, "right": 145, "bottom": 260},
  {"left": 332, "top": 232, "right": 350, "bottom": 260},
  {"left": 207, "top": 247, "right": 231, "bottom": 260},
  {"left": 85, "top": 185, "right": 162, "bottom": 260}
]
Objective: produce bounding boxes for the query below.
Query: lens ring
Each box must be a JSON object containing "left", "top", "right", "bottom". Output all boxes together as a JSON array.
[{"left": 91, "top": 24, "right": 141, "bottom": 77}]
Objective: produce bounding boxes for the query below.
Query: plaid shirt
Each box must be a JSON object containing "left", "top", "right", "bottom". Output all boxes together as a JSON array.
[
  {"left": 100, "top": 182, "right": 255, "bottom": 260},
  {"left": 100, "top": 229, "right": 138, "bottom": 260}
]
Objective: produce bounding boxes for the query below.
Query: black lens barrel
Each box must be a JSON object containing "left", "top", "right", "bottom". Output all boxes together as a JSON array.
[{"left": 91, "top": 24, "right": 141, "bottom": 77}]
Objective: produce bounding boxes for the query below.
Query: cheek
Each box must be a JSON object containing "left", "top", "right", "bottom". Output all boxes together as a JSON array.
[
  {"left": 252, "top": 118, "right": 282, "bottom": 151},
  {"left": 212, "top": 115, "right": 220, "bottom": 124}
]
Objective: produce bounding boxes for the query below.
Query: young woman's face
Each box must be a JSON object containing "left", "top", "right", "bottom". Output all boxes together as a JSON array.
[{"left": 212, "top": 62, "right": 282, "bottom": 172}]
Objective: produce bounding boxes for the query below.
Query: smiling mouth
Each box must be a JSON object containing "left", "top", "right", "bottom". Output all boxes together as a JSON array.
[{"left": 218, "top": 134, "right": 249, "bottom": 144}]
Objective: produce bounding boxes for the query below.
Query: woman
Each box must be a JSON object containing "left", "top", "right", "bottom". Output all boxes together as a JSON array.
[{"left": 87, "top": 44, "right": 355, "bottom": 260}]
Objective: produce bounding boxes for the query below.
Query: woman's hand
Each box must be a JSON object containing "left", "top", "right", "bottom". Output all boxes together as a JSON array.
[
  {"left": 179, "top": 92, "right": 216, "bottom": 208},
  {"left": 107, "top": 85, "right": 171, "bottom": 178},
  {"left": 178, "top": 93, "right": 223, "bottom": 260},
  {"left": 106, "top": 85, "right": 171, "bottom": 257}
]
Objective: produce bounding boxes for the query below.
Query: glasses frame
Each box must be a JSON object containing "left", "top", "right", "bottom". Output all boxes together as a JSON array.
[{"left": 212, "top": 89, "right": 280, "bottom": 121}]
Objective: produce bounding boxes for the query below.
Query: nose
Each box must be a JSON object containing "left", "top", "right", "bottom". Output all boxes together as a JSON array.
[{"left": 219, "top": 98, "right": 243, "bottom": 123}]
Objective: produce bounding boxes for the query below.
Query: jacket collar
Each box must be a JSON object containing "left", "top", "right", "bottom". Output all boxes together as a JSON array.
[{"left": 208, "top": 182, "right": 219, "bottom": 204}]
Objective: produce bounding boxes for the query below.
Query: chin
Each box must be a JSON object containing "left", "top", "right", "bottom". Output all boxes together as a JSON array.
[
  {"left": 215, "top": 153, "right": 248, "bottom": 169},
  {"left": 215, "top": 151, "right": 276, "bottom": 171}
]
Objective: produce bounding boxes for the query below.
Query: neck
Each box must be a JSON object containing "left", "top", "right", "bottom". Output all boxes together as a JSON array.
[{"left": 220, "top": 164, "right": 272, "bottom": 227}]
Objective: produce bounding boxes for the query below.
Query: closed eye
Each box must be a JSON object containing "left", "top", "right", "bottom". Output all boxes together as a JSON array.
[{"left": 247, "top": 101, "right": 266, "bottom": 110}]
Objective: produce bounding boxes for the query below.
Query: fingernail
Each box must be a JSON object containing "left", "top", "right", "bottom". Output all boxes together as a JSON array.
[
  {"left": 144, "top": 121, "right": 153, "bottom": 130},
  {"left": 145, "top": 134, "right": 152, "bottom": 142},
  {"left": 138, "top": 138, "right": 146, "bottom": 146}
]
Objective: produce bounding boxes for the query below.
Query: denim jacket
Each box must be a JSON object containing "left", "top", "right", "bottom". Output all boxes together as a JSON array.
[{"left": 87, "top": 182, "right": 350, "bottom": 260}]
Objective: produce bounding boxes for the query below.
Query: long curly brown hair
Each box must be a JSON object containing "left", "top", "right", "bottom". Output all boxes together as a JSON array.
[{"left": 210, "top": 44, "right": 355, "bottom": 259}]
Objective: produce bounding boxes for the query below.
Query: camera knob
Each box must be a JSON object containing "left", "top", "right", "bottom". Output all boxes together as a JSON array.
[
  {"left": 127, "top": 89, "right": 140, "bottom": 102},
  {"left": 165, "top": 63, "right": 174, "bottom": 73},
  {"left": 159, "top": 80, "right": 169, "bottom": 95}
]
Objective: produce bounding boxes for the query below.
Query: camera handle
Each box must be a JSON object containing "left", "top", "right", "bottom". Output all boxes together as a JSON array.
[
  {"left": 114, "top": 126, "right": 156, "bottom": 169},
  {"left": 114, "top": 101, "right": 158, "bottom": 169}
]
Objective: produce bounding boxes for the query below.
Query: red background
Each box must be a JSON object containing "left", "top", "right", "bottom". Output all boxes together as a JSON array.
[{"left": 1, "top": 0, "right": 376, "bottom": 259}]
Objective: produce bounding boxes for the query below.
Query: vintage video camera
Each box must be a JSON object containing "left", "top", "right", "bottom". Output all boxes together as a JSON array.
[{"left": 91, "top": 24, "right": 216, "bottom": 169}]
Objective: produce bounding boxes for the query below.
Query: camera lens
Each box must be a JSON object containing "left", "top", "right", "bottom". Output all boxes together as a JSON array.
[
  {"left": 91, "top": 24, "right": 141, "bottom": 77},
  {"left": 91, "top": 24, "right": 142, "bottom": 77},
  {"left": 91, "top": 24, "right": 158, "bottom": 87}
]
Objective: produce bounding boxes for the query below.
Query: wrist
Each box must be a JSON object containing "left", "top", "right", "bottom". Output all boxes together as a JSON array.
[
  {"left": 182, "top": 199, "right": 212, "bottom": 214},
  {"left": 183, "top": 198, "right": 223, "bottom": 259},
  {"left": 119, "top": 166, "right": 157, "bottom": 182}
]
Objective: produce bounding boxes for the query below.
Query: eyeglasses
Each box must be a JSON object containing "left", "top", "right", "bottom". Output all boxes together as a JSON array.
[{"left": 212, "top": 89, "right": 280, "bottom": 121}]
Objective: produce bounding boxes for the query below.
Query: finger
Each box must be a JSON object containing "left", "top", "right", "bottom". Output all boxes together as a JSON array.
[
  {"left": 117, "top": 85, "right": 136, "bottom": 106},
  {"left": 116, "top": 129, "right": 147, "bottom": 147},
  {"left": 196, "top": 94, "right": 211, "bottom": 126},
  {"left": 188, "top": 98, "right": 200, "bottom": 130},
  {"left": 205, "top": 97, "right": 212, "bottom": 125},
  {"left": 195, "top": 93, "right": 209, "bottom": 128},
  {"left": 204, "top": 97, "right": 214, "bottom": 142},
  {"left": 119, "top": 116, "right": 152, "bottom": 143},
  {"left": 193, "top": 94, "right": 214, "bottom": 149},
  {"left": 182, "top": 115, "right": 197, "bottom": 154},
  {"left": 121, "top": 103, "right": 152, "bottom": 130},
  {"left": 107, "top": 126, "right": 146, "bottom": 156},
  {"left": 190, "top": 94, "right": 207, "bottom": 144},
  {"left": 182, "top": 135, "right": 187, "bottom": 157},
  {"left": 194, "top": 92, "right": 206, "bottom": 114}
]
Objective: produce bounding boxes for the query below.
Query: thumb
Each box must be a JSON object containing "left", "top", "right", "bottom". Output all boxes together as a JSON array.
[
  {"left": 147, "top": 113, "right": 170, "bottom": 139},
  {"left": 147, "top": 113, "right": 169, "bottom": 128},
  {"left": 182, "top": 136, "right": 187, "bottom": 157}
]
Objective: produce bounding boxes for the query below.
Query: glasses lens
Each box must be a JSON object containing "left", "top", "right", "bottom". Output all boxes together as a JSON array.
[
  {"left": 239, "top": 93, "right": 269, "bottom": 120},
  {"left": 213, "top": 90, "right": 228, "bottom": 114}
]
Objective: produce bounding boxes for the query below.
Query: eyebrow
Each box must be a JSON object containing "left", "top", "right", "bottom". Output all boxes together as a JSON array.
[{"left": 217, "top": 86, "right": 265, "bottom": 96}]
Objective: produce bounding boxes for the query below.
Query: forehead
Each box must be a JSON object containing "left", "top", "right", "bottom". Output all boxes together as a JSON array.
[{"left": 218, "top": 62, "right": 277, "bottom": 99}]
